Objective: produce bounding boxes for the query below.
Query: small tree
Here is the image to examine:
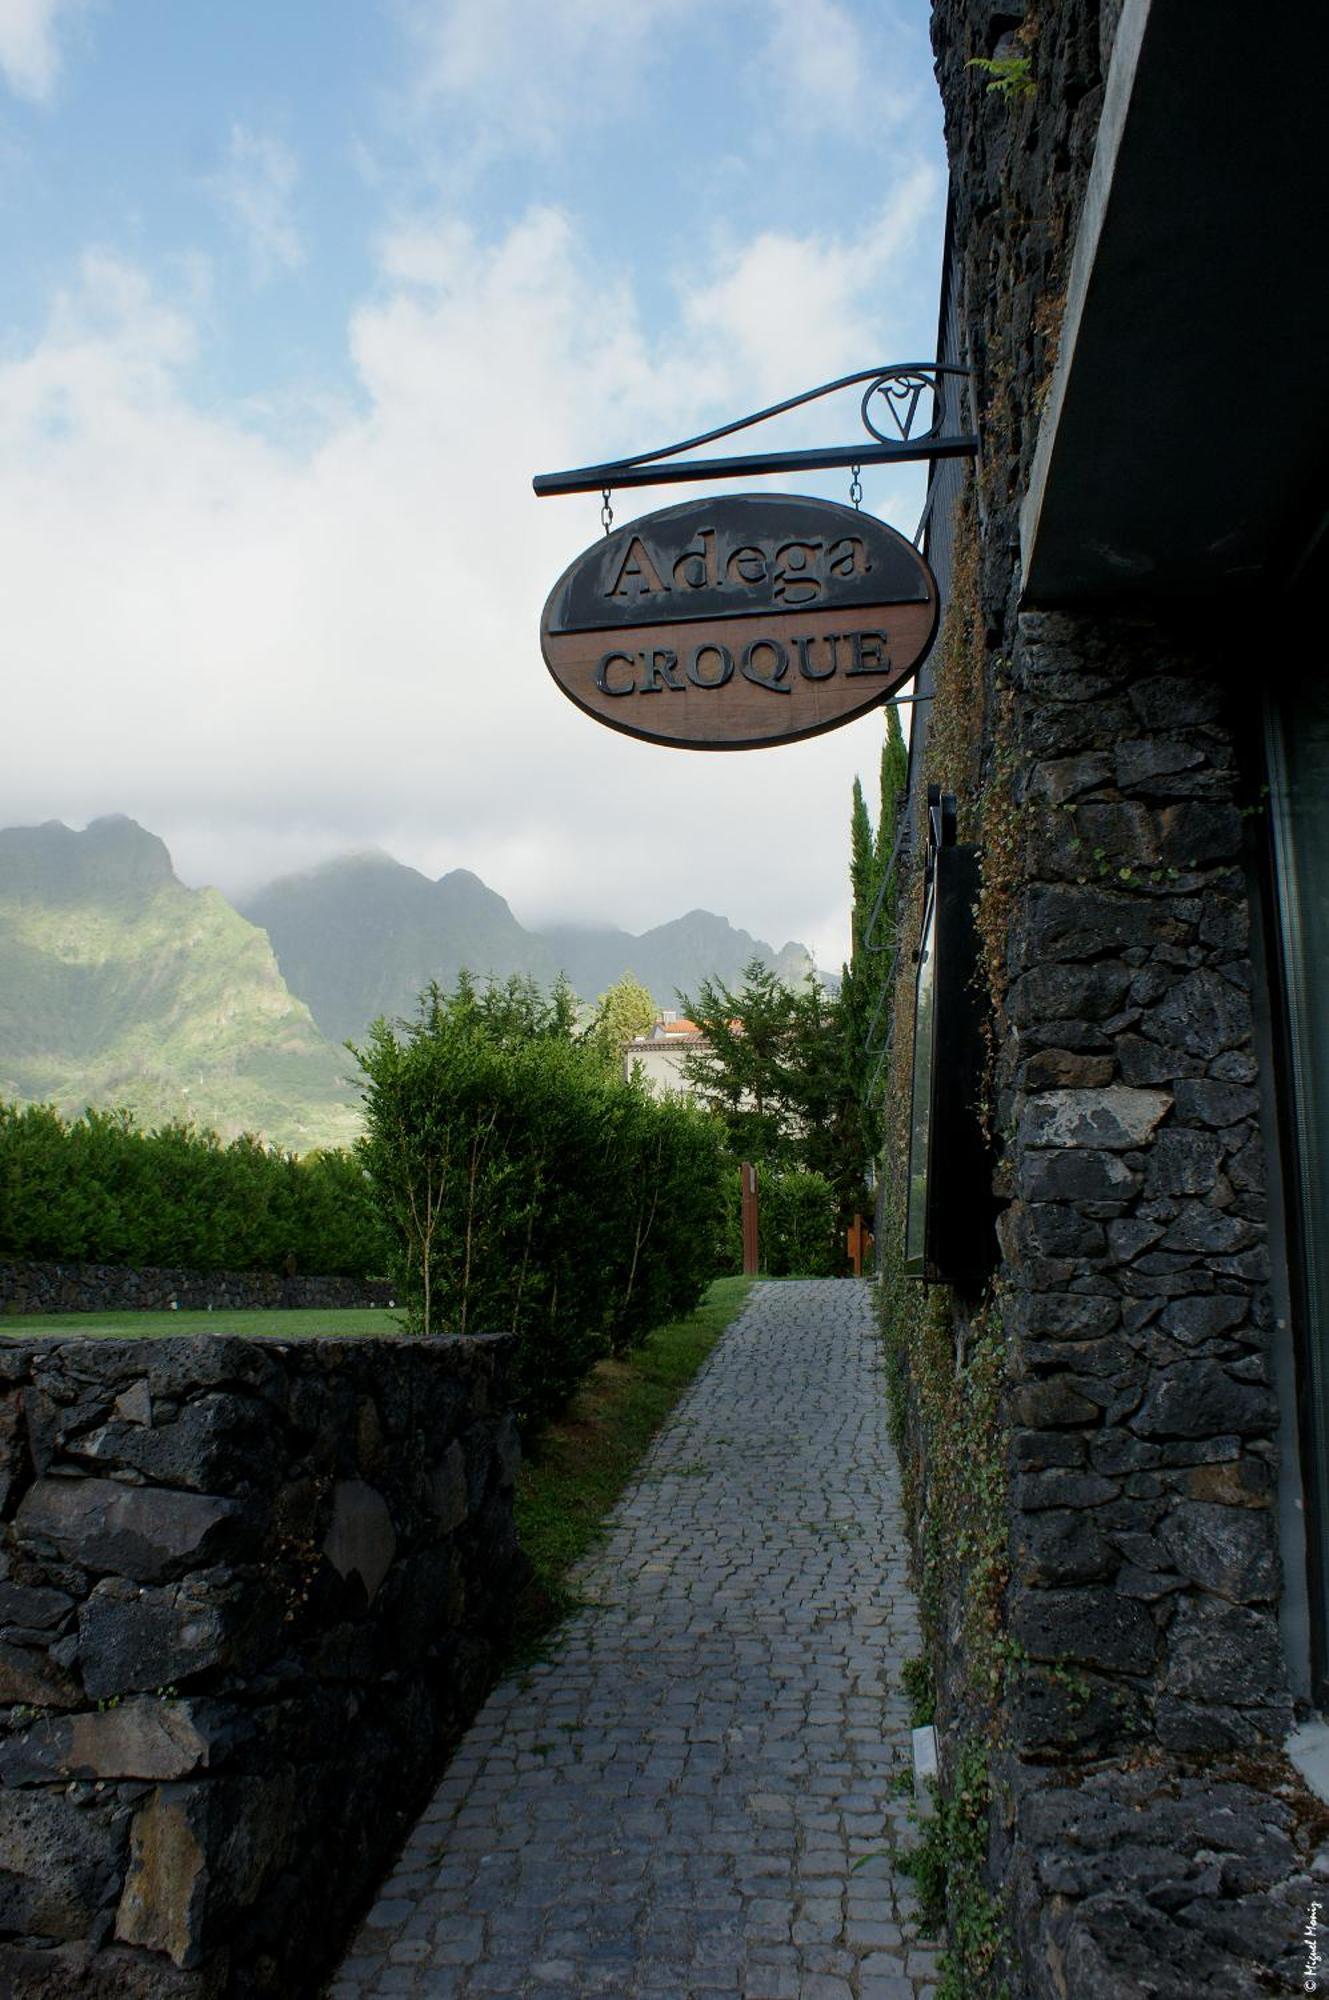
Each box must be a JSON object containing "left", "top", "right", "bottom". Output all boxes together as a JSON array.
[
  {"left": 679, "top": 957, "right": 804, "bottom": 1166},
  {"left": 583, "top": 972, "right": 656, "bottom": 1076},
  {"left": 351, "top": 1013, "right": 472, "bottom": 1333},
  {"left": 839, "top": 704, "right": 908, "bottom": 1183},
  {"left": 680, "top": 956, "right": 879, "bottom": 1264}
]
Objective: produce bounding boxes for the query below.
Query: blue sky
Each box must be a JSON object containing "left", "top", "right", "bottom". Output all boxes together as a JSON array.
[{"left": 0, "top": 0, "right": 948, "bottom": 968}]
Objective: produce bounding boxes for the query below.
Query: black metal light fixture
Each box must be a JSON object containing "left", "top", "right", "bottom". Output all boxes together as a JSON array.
[{"left": 903, "top": 786, "right": 993, "bottom": 1291}]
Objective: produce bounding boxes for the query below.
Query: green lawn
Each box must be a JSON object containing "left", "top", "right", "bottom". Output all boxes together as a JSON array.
[
  {"left": 512, "top": 1275, "right": 753, "bottom": 1651},
  {"left": 0, "top": 1306, "right": 403, "bottom": 1340}
]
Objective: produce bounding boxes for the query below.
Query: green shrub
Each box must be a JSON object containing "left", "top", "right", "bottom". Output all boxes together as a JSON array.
[
  {"left": 760, "top": 1167, "right": 839, "bottom": 1276},
  {"left": 901, "top": 1656, "right": 936, "bottom": 1728},
  {"left": 714, "top": 1161, "right": 743, "bottom": 1275},
  {"left": 0, "top": 1101, "right": 386, "bottom": 1277},
  {"left": 710, "top": 1162, "right": 841, "bottom": 1278},
  {"left": 352, "top": 980, "right": 729, "bottom": 1424}
]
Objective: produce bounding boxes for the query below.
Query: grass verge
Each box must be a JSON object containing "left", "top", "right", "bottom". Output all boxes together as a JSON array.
[
  {"left": 0, "top": 1307, "right": 401, "bottom": 1339},
  {"left": 512, "top": 1275, "right": 753, "bottom": 1657}
]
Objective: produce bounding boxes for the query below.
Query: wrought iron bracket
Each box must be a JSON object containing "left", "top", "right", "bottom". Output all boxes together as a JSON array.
[{"left": 532, "top": 364, "right": 975, "bottom": 497}]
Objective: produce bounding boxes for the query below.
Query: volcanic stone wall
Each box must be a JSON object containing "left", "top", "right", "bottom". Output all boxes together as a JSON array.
[
  {"left": 999, "top": 624, "right": 1288, "bottom": 1758},
  {"left": 991, "top": 616, "right": 1308, "bottom": 1990},
  {"left": 1, "top": 1260, "right": 394, "bottom": 1318},
  {"left": 912, "top": 1, "right": 1319, "bottom": 1991},
  {"left": 0, "top": 1332, "right": 521, "bottom": 1998}
]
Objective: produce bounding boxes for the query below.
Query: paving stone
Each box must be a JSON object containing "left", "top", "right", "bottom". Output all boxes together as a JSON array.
[
  {"left": 742, "top": 1970, "right": 801, "bottom": 1999},
  {"left": 850, "top": 1903, "right": 908, "bottom": 1939},
  {"left": 333, "top": 1281, "right": 927, "bottom": 1997},
  {"left": 858, "top": 1949, "right": 908, "bottom": 1977}
]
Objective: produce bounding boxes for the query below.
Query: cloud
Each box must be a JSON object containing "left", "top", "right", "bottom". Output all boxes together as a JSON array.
[
  {"left": 757, "top": 0, "right": 868, "bottom": 129},
  {"left": 206, "top": 124, "right": 304, "bottom": 281},
  {"left": 395, "top": 0, "right": 918, "bottom": 166},
  {"left": 0, "top": 190, "right": 939, "bottom": 966},
  {"left": 0, "top": 0, "right": 88, "bottom": 101},
  {"left": 678, "top": 165, "right": 939, "bottom": 407},
  {"left": 397, "top": 0, "right": 695, "bottom": 152}
]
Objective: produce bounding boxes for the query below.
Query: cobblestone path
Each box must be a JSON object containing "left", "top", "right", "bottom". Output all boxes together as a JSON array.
[{"left": 332, "top": 1279, "right": 938, "bottom": 2000}]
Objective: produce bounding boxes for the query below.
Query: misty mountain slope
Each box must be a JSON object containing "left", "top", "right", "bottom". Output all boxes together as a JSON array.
[
  {"left": 240, "top": 853, "right": 556, "bottom": 1045},
  {"left": 0, "top": 816, "right": 825, "bottom": 1152},
  {"left": 244, "top": 854, "right": 819, "bottom": 1037},
  {"left": 0, "top": 818, "right": 360, "bottom": 1152},
  {"left": 541, "top": 910, "right": 815, "bottom": 1009}
]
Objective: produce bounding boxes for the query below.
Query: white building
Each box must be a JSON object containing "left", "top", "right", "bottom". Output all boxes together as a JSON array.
[{"left": 623, "top": 1013, "right": 707, "bottom": 1099}]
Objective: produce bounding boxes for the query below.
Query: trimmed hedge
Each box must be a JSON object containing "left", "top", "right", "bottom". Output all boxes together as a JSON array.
[
  {"left": 354, "top": 985, "right": 729, "bottom": 1424},
  {"left": 717, "top": 1162, "right": 841, "bottom": 1278},
  {"left": 0, "top": 1102, "right": 386, "bottom": 1277},
  {"left": 760, "top": 1168, "right": 840, "bottom": 1277}
]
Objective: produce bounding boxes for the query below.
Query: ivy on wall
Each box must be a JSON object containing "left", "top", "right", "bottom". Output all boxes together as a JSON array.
[{"left": 873, "top": 482, "right": 1016, "bottom": 1994}]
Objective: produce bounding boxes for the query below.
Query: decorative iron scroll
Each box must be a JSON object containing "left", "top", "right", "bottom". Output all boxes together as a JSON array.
[
  {"left": 532, "top": 364, "right": 974, "bottom": 498},
  {"left": 861, "top": 368, "right": 950, "bottom": 444}
]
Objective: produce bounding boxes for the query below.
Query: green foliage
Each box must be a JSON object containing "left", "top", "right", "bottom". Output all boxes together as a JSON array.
[
  {"left": 680, "top": 957, "right": 805, "bottom": 1168},
  {"left": 0, "top": 1101, "right": 385, "bottom": 1276},
  {"left": 583, "top": 972, "right": 656, "bottom": 1075},
  {"left": 713, "top": 1163, "right": 839, "bottom": 1278},
  {"left": 680, "top": 957, "right": 870, "bottom": 1243},
  {"left": 440, "top": 970, "right": 580, "bottom": 1047},
  {"left": 869, "top": 500, "right": 1014, "bottom": 1984},
  {"left": 965, "top": 53, "right": 1034, "bottom": 100},
  {"left": 352, "top": 978, "right": 729, "bottom": 1425},
  {"left": 900, "top": 1737, "right": 1008, "bottom": 1999},
  {"left": 2, "top": 1308, "right": 396, "bottom": 1337},
  {"left": 901, "top": 1656, "right": 936, "bottom": 1729},
  {"left": 839, "top": 707, "right": 907, "bottom": 1165},
  {"left": 0, "top": 822, "right": 360, "bottom": 1153},
  {"left": 880, "top": 1254, "right": 1010, "bottom": 1698},
  {"left": 759, "top": 1168, "right": 839, "bottom": 1277}
]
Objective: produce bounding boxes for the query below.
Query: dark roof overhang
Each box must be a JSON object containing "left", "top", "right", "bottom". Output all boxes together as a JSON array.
[{"left": 1020, "top": 0, "right": 1329, "bottom": 608}]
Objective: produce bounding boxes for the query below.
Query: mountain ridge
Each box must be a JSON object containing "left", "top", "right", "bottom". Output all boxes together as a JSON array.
[
  {"left": 0, "top": 817, "right": 826, "bottom": 1151},
  {"left": 0, "top": 818, "right": 360, "bottom": 1152},
  {"left": 241, "top": 852, "right": 818, "bottom": 1044}
]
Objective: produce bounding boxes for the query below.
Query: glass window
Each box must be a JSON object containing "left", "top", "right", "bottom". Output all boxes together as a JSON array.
[
  {"left": 1268, "top": 672, "right": 1329, "bottom": 1676},
  {"left": 904, "top": 885, "right": 937, "bottom": 1275}
]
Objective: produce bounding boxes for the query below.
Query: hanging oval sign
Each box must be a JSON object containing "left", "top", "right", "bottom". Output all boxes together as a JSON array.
[{"left": 540, "top": 492, "right": 939, "bottom": 751}]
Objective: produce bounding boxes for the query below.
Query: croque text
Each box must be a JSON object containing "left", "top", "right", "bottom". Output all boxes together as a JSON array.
[{"left": 595, "top": 630, "right": 894, "bottom": 697}]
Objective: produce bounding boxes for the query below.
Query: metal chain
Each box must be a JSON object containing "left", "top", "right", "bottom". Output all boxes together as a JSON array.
[
  {"left": 601, "top": 488, "right": 614, "bottom": 536},
  {"left": 849, "top": 462, "right": 863, "bottom": 510}
]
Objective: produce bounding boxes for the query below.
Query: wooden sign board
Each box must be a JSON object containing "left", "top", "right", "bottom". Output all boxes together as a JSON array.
[{"left": 540, "top": 493, "right": 939, "bottom": 751}]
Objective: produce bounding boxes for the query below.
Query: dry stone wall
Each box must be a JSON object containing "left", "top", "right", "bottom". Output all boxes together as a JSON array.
[
  {"left": 0, "top": 1331, "right": 521, "bottom": 1998},
  {"left": 1, "top": 1261, "right": 393, "bottom": 1318}
]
